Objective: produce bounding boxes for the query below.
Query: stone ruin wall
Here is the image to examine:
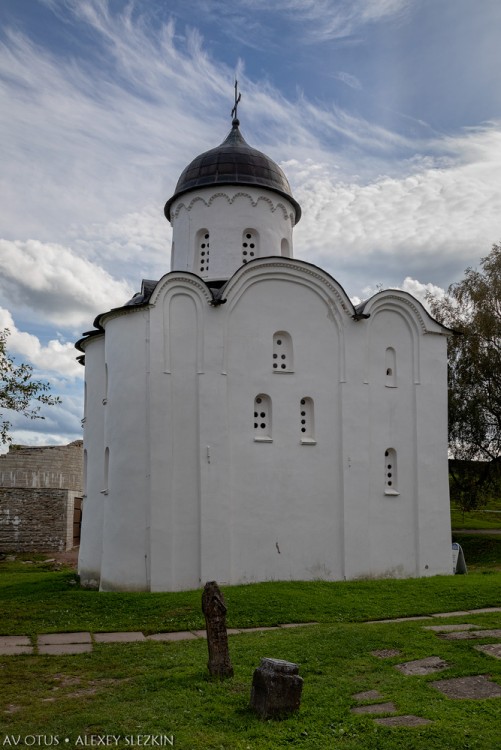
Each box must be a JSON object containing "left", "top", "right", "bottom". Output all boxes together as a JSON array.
[
  {"left": 0, "top": 441, "right": 83, "bottom": 490},
  {"left": 0, "top": 441, "right": 83, "bottom": 552}
]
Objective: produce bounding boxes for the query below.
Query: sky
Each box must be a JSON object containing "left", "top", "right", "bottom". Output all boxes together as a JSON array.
[{"left": 1, "top": 0, "right": 501, "bottom": 449}]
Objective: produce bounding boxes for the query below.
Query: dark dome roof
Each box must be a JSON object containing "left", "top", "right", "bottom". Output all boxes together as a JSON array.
[{"left": 164, "top": 120, "right": 301, "bottom": 223}]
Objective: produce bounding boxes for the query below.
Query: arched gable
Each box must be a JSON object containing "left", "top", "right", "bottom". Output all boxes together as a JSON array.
[
  {"left": 149, "top": 272, "right": 210, "bottom": 375},
  {"left": 361, "top": 289, "right": 450, "bottom": 385},
  {"left": 219, "top": 257, "right": 355, "bottom": 382}
]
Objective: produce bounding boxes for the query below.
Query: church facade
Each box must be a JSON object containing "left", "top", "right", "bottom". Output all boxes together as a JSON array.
[{"left": 76, "top": 116, "right": 453, "bottom": 591}]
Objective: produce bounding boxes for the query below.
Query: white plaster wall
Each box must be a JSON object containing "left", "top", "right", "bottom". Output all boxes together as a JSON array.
[
  {"left": 343, "top": 291, "right": 452, "bottom": 579},
  {"left": 148, "top": 282, "right": 206, "bottom": 591},
  {"left": 99, "top": 310, "right": 150, "bottom": 591},
  {"left": 414, "top": 332, "right": 453, "bottom": 575},
  {"left": 78, "top": 335, "right": 105, "bottom": 588},
  {"left": 169, "top": 187, "right": 295, "bottom": 280},
  {"left": 220, "top": 262, "right": 350, "bottom": 584},
  {"left": 79, "top": 262, "right": 452, "bottom": 591},
  {"left": 365, "top": 307, "right": 419, "bottom": 577},
  {"left": 339, "top": 323, "right": 372, "bottom": 581}
]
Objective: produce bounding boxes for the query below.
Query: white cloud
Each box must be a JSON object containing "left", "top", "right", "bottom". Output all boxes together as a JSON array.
[
  {"left": 280, "top": 0, "right": 412, "bottom": 41},
  {"left": 0, "top": 307, "right": 83, "bottom": 379},
  {"left": 351, "top": 277, "right": 445, "bottom": 309},
  {"left": 0, "top": 240, "right": 132, "bottom": 328},
  {"left": 290, "top": 124, "right": 501, "bottom": 292},
  {"left": 73, "top": 205, "right": 172, "bottom": 284},
  {"left": 0, "top": 0, "right": 420, "bottom": 250},
  {"left": 334, "top": 72, "right": 363, "bottom": 90},
  {"left": 0, "top": 431, "right": 78, "bottom": 454},
  {"left": 400, "top": 277, "right": 445, "bottom": 306}
]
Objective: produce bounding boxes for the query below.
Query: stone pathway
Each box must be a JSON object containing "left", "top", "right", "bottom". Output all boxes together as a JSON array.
[
  {"left": 439, "top": 628, "right": 501, "bottom": 640},
  {"left": 0, "top": 622, "right": 316, "bottom": 656},
  {"left": 364, "top": 606, "right": 501, "bottom": 624},
  {"left": 432, "top": 675, "right": 501, "bottom": 699},
  {"left": 4, "top": 608, "right": 501, "bottom": 728},
  {"left": 475, "top": 643, "right": 501, "bottom": 659},
  {"left": 351, "top": 607, "right": 501, "bottom": 727},
  {"left": 394, "top": 656, "right": 449, "bottom": 676},
  {"left": 350, "top": 688, "right": 430, "bottom": 727}
]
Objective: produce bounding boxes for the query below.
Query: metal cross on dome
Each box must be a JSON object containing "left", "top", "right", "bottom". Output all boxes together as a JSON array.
[{"left": 231, "top": 80, "right": 241, "bottom": 122}]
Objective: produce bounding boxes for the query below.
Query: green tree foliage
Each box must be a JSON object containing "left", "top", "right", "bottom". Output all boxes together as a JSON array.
[
  {"left": 428, "top": 243, "right": 501, "bottom": 512},
  {"left": 0, "top": 328, "right": 61, "bottom": 445}
]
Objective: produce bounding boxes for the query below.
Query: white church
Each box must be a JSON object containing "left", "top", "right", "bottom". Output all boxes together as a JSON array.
[{"left": 76, "top": 102, "right": 453, "bottom": 591}]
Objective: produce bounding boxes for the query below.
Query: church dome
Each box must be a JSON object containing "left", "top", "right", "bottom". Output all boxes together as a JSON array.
[{"left": 164, "top": 119, "right": 301, "bottom": 223}]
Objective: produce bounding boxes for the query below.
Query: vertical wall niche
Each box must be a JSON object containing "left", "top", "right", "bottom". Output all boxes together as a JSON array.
[
  {"left": 103, "top": 363, "right": 108, "bottom": 404},
  {"left": 300, "top": 397, "right": 315, "bottom": 443},
  {"left": 253, "top": 394, "right": 272, "bottom": 441},
  {"left": 242, "top": 229, "right": 259, "bottom": 264},
  {"left": 103, "top": 447, "right": 110, "bottom": 495},
  {"left": 385, "top": 347, "right": 397, "bottom": 387},
  {"left": 273, "top": 331, "right": 293, "bottom": 372},
  {"left": 281, "top": 238, "right": 291, "bottom": 257},
  {"left": 83, "top": 448, "right": 88, "bottom": 495},
  {"left": 384, "top": 448, "right": 398, "bottom": 494},
  {"left": 196, "top": 229, "right": 210, "bottom": 275}
]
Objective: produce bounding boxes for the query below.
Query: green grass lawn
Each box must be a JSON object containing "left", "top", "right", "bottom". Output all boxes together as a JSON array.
[
  {"left": 451, "top": 496, "right": 501, "bottom": 530},
  {"left": 1, "top": 559, "right": 501, "bottom": 636},
  {"left": 1, "top": 549, "right": 501, "bottom": 749}
]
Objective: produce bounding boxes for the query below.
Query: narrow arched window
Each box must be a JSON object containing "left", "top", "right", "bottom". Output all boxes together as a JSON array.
[
  {"left": 385, "top": 347, "right": 397, "bottom": 387},
  {"left": 273, "top": 331, "right": 293, "bottom": 372},
  {"left": 254, "top": 394, "right": 272, "bottom": 441},
  {"left": 281, "top": 238, "right": 291, "bottom": 257},
  {"left": 196, "top": 229, "right": 210, "bottom": 275},
  {"left": 242, "top": 229, "right": 259, "bottom": 264},
  {"left": 384, "top": 448, "right": 398, "bottom": 494},
  {"left": 300, "top": 397, "right": 315, "bottom": 443}
]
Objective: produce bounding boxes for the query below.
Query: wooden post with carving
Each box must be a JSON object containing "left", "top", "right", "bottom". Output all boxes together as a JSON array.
[{"left": 201, "top": 581, "right": 234, "bottom": 679}]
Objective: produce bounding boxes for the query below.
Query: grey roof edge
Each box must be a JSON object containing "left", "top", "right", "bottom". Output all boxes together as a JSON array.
[{"left": 78, "top": 262, "right": 457, "bottom": 357}]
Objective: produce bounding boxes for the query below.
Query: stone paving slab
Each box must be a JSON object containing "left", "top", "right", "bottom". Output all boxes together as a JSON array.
[
  {"left": 0, "top": 635, "right": 31, "bottom": 647},
  {"left": 439, "top": 629, "right": 501, "bottom": 641},
  {"left": 39, "top": 632, "right": 91, "bottom": 645},
  {"left": 431, "top": 611, "right": 471, "bottom": 618},
  {"left": 94, "top": 632, "right": 146, "bottom": 643},
  {"left": 190, "top": 630, "right": 207, "bottom": 639},
  {"left": 147, "top": 631, "right": 198, "bottom": 642},
  {"left": 278, "top": 622, "right": 318, "bottom": 628},
  {"left": 395, "top": 656, "right": 449, "bottom": 675},
  {"left": 239, "top": 626, "right": 281, "bottom": 632},
  {"left": 366, "top": 616, "right": 431, "bottom": 624},
  {"left": 475, "top": 643, "right": 501, "bottom": 659},
  {"left": 353, "top": 690, "right": 384, "bottom": 701},
  {"left": 374, "top": 715, "right": 432, "bottom": 727},
  {"left": 0, "top": 645, "right": 34, "bottom": 655},
  {"left": 351, "top": 702, "right": 397, "bottom": 714},
  {"left": 432, "top": 674, "right": 501, "bottom": 699},
  {"left": 371, "top": 649, "right": 402, "bottom": 658},
  {"left": 468, "top": 607, "right": 501, "bottom": 614},
  {"left": 423, "top": 623, "right": 476, "bottom": 632},
  {"left": 39, "top": 643, "right": 92, "bottom": 655}
]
